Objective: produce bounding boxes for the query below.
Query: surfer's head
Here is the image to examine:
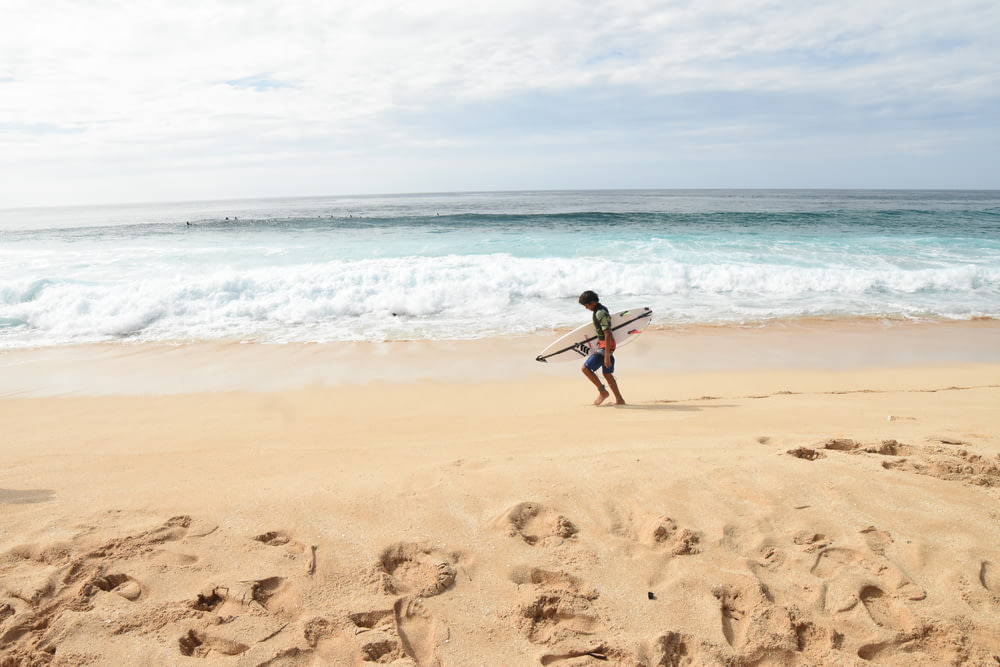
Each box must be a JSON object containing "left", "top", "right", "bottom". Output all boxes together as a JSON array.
[{"left": 578, "top": 290, "right": 599, "bottom": 307}]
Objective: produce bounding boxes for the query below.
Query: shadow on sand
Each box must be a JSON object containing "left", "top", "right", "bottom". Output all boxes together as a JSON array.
[
  {"left": 604, "top": 402, "right": 737, "bottom": 412},
  {"left": 0, "top": 488, "right": 56, "bottom": 504}
]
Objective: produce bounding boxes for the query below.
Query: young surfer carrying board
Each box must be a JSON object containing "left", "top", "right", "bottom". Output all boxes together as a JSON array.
[{"left": 578, "top": 290, "right": 626, "bottom": 406}]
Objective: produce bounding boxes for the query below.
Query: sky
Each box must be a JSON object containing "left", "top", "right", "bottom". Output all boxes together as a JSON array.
[{"left": 1, "top": 0, "right": 998, "bottom": 207}]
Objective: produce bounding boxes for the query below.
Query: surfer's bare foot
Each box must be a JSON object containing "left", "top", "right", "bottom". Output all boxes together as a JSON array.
[
  {"left": 604, "top": 375, "right": 625, "bottom": 405},
  {"left": 594, "top": 388, "right": 610, "bottom": 405}
]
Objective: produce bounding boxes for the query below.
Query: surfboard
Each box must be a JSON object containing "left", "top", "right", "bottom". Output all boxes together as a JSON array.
[{"left": 535, "top": 307, "right": 653, "bottom": 363}]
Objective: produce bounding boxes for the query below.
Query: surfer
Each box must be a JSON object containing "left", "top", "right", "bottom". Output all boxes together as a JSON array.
[{"left": 578, "top": 291, "right": 625, "bottom": 406}]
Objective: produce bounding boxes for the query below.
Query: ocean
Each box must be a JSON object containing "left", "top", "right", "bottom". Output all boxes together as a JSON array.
[{"left": 1, "top": 190, "right": 998, "bottom": 349}]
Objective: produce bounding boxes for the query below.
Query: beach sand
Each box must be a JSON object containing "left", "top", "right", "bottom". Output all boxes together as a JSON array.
[{"left": 2, "top": 323, "right": 1000, "bottom": 666}]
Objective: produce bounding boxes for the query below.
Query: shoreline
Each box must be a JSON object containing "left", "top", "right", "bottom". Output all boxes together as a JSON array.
[{"left": 1, "top": 318, "right": 998, "bottom": 397}]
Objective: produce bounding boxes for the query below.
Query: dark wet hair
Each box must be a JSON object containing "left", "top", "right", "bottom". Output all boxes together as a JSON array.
[{"left": 578, "top": 290, "right": 599, "bottom": 305}]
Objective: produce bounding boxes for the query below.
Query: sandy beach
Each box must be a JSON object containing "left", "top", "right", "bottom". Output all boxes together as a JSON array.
[{"left": 2, "top": 323, "right": 1000, "bottom": 666}]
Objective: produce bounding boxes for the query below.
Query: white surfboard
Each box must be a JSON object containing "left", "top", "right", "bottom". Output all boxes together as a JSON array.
[{"left": 535, "top": 307, "right": 653, "bottom": 363}]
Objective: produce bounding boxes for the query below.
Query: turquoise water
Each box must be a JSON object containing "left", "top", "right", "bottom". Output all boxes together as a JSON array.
[{"left": 1, "top": 190, "right": 998, "bottom": 347}]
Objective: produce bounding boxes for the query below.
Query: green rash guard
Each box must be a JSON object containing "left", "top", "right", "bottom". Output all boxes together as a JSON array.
[{"left": 592, "top": 304, "right": 613, "bottom": 345}]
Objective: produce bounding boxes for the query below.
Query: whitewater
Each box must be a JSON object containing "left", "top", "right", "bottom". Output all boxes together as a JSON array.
[{"left": 1, "top": 190, "right": 998, "bottom": 348}]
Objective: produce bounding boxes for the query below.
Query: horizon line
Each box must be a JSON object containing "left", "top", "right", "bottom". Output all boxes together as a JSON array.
[{"left": 4, "top": 186, "right": 999, "bottom": 213}]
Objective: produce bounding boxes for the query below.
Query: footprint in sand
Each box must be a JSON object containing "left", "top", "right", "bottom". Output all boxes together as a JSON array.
[
  {"left": 754, "top": 539, "right": 785, "bottom": 568},
  {"left": 819, "top": 438, "right": 860, "bottom": 452},
  {"left": 792, "top": 532, "right": 830, "bottom": 553},
  {"left": 881, "top": 446, "right": 1000, "bottom": 489},
  {"left": 302, "top": 616, "right": 365, "bottom": 661},
  {"left": 607, "top": 506, "right": 701, "bottom": 556},
  {"left": 89, "top": 514, "right": 202, "bottom": 568},
  {"left": 510, "top": 566, "right": 601, "bottom": 610},
  {"left": 372, "top": 542, "right": 458, "bottom": 597},
  {"left": 1, "top": 515, "right": 221, "bottom": 660},
  {"left": 244, "top": 576, "right": 288, "bottom": 611},
  {"left": 786, "top": 447, "right": 826, "bottom": 461},
  {"left": 710, "top": 580, "right": 797, "bottom": 657},
  {"left": 712, "top": 585, "right": 747, "bottom": 648},
  {"left": 518, "top": 591, "right": 601, "bottom": 647},
  {"left": 642, "top": 631, "right": 694, "bottom": 667},
  {"left": 859, "top": 526, "right": 895, "bottom": 555},
  {"left": 254, "top": 609, "right": 396, "bottom": 665},
  {"left": 244, "top": 605, "right": 440, "bottom": 667},
  {"left": 98, "top": 514, "right": 193, "bottom": 558},
  {"left": 90, "top": 572, "right": 142, "bottom": 601},
  {"left": 501, "top": 502, "right": 578, "bottom": 546},
  {"left": 810, "top": 547, "right": 868, "bottom": 580},
  {"left": 859, "top": 585, "right": 918, "bottom": 632},
  {"left": 510, "top": 564, "right": 609, "bottom": 660},
  {"left": 394, "top": 596, "right": 443, "bottom": 667},
  {"left": 220, "top": 617, "right": 354, "bottom": 667},
  {"left": 254, "top": 530, "right": 293, "bottom": 546},
  {"left": 254, "top": 530, "right": 317, "bottom": 576},
  {"left": 178, "top": 628, "right": 250, "bottom": 657},
  {"left": 958, "top": 560, "right": 1000, "bottom": 612},
  {"left": 179, "top": 612, "right": 289, "bottom": 661},
  {"left": 253, "top": 530, "right": 306, "bottom": 555},
  {"left": 192, "top": 586, "right": 226, "bottom": 612},
  {"left": 793, "top": 621, "right": 844, "bottom": 655},
  {"left": 191, "top": 576, "right": 288, "bottom": 614},
  {"left": 856, "top": 625, "right": 995, "bottom": 665},
  {"left": 347, "top": 609, "right": 398, "bottom": 662},
  {"left": 980, "top": 561, "right": 999, "bottom": 593},
  {"left": 861, "top": 440, "right": 915, "bottom": 457},
  {"left": 809, "top": 540, "right": 926, "bottom": 611},
  {"left": 810, "top": 551, "right": 879, "bottom": 614},
  {"left": 510, "top": 566, "right": 588, "bottom": 592}
]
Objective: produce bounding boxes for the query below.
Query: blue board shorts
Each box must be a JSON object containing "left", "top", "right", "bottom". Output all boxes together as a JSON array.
[{"left": 584, "top": 350, "right": 615, "bottom": 374}]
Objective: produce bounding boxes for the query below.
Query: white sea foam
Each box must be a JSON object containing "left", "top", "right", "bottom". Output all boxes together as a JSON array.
[
  {"left": 2, "top": 253, "right": 997, "bottom": 348},
  {"left": 2, "top": 190, "right": 998, "bottom": 347}
]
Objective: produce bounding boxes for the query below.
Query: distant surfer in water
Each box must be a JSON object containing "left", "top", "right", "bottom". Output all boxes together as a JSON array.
[{"left": 578, "top": 291, "right": 625, "bottom": 406}]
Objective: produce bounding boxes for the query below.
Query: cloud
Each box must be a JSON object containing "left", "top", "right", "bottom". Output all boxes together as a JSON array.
[
  {"left": 0, "top": 122, "right": 86, "bottom": 136},
  {"left": 223, "top": 74, "right": 297, "bottom": 92},
  {"left": 0, "top": 0, "right": 998, "bottom": 205}
]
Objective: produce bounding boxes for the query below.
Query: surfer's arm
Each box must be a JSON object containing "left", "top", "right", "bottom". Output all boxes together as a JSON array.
[{"left": 603, "top": 330, "right": 615, "bottom": 364}]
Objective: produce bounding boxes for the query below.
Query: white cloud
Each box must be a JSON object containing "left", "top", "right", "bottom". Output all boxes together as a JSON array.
[{"left": 0, "top": 0, "right": 998, "bottom": 205}]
